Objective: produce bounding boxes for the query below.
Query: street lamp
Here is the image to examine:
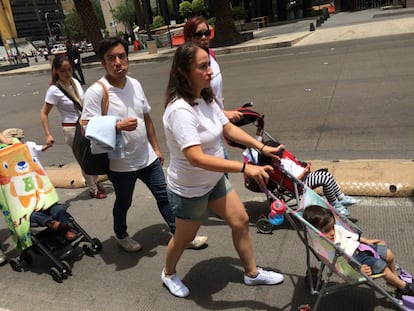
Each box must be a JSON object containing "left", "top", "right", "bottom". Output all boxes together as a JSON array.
[
  {"left": 42, "top": 10, "right": 59, "bottom": 44},
  {"left": 44, "top": 12, "right": 52, "bottom": 42}
]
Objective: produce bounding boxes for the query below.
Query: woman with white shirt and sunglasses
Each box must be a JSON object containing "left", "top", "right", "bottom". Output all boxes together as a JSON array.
[{"left": 184, "top": 17, "right": 243, "bottom": 164}]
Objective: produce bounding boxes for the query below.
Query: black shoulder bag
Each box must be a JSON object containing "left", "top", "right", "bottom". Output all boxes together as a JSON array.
[{"left": 58, "top": 81, "right": 110, "bottom": 175}]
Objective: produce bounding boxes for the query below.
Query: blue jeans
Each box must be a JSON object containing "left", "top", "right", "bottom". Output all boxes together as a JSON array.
[
  {"left": 107, "top": 159, "right": 176, "bottom": 239},
  {"left": 30, "top": 204, "right": 71, "bottom": 226}
]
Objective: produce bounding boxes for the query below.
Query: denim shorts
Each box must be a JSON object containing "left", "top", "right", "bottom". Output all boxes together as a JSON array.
[
  {"left": 355, "top": 243, "right": 388, "bottom": 275},
  {"left": 167, "top": 176, "right": 233, "bottom": 221}
]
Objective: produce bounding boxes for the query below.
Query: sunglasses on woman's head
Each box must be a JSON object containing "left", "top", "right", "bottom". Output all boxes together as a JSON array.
[{"left": 193, "top": 29, "right": 210, "bottom": 38}]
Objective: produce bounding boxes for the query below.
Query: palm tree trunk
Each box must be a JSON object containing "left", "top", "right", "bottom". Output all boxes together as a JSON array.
[
  {"left": 212, "top": 0, "right": 250, "bottom": 47},
  {"left": 133, "top": 0, "right": 145, "bottom": 30},
  {"left": 73, "top": 0, "right": 103, "bottom": 54}
]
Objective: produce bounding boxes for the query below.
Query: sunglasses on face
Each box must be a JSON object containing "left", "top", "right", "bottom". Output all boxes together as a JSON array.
[{"left": 193, "top": 29, "right": 211, "bottom": 39}]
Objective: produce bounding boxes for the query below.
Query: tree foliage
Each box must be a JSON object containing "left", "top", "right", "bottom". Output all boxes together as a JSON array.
[
  {"left": 179, "top": 1, "right": 192, "bottom": 18},
  {"left": 63, "top": 11, "right": 85, "bottom": 41},
  {"left": 111, "top": 0, "right": 136, "bottom": 32},
  {"left": 151, "top": 15, "right": 165, "bottom": 28},
  {"left": 192, "top": 0, "right": 205, "bottom": 14}
]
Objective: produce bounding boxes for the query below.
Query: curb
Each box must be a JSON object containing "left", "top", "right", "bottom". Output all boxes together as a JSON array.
[
  {"left": 46, "top": 160, "right": 414, "bottom": 198},
  {"left": 310, "top": 159, "right": 414, "bottom": 197}
]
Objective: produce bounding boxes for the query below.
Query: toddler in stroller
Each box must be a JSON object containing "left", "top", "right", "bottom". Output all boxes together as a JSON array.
[
  {"left": 0, "top": 131, "right": 102, "bottom": 282},
  {"left": 303, "top": 204, "right": 414, "bottom": 297},
  {"left": 228, "top": 105, "right": 359, "bottom": 217},
  {"left": 260, "top": 140, "right": 359, "bottom": 216}
]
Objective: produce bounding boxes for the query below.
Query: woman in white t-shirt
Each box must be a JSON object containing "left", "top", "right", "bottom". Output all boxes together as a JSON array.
[
  {"left": 40, "top": 55, "right": 105, "bottom": 199},
  {"left": 184, "top": 16, "right": 243, "bottom": 165},
  {"left": 161, "top": 42, "right": 286, "bottom": 298}
]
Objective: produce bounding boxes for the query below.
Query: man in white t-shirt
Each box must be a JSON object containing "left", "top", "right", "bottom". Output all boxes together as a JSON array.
[{"left": 81, "top": 37, "right": 207, "bottom": 252}]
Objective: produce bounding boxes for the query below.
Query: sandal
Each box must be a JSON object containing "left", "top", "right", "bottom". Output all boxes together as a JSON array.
[
  {"left": 46, "top": 221, "right": 78, "bottom": 240},
  {"left": 46, "top": 220, "right": 62, "bottom": 231},
  {"left": 60, "top": 225, "right": 79, "bottom": 241},
  {"left": 399, "top": 268, "right": 413, "bottom": 284}
]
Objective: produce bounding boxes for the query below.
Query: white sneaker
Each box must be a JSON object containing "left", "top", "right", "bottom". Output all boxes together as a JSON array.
[
  {"left": 186, "top": 235, "right": 208, "bottom": 249},
  {"left": 161, "top": 269, "right": 190, "bottom": 298},
  {"left": 116, "top": 236, "right": 142, "bottom": 252},
  {"left": 339, "top": 196, "right": 360, "bottom": 206},
  {"left": 244, "top": 267, "right": 284, "bottom": 285}
]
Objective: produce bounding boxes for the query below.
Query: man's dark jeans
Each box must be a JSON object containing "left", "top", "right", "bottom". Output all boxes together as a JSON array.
[{"left": 108, "top": 159, "right": 176, "bottom": 239}]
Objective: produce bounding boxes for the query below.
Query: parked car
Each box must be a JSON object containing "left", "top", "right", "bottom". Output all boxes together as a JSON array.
[
  {"left": 50, "top": 44, "right": 67, "bottom": 55},
  {"left": 52, "top": 47, "right": 67, "bottom": 55}
]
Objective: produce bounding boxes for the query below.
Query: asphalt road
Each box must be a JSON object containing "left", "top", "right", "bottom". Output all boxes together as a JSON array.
[{"left": 1, "top": 33, "right": 413, "bottom": 167}]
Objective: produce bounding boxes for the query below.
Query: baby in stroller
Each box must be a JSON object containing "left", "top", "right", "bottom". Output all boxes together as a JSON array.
[{"left": 303, "top": 204, "right": 414, "bottom": 297}]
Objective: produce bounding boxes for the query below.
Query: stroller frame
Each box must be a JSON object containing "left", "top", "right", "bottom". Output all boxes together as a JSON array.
[
  {"left": 0, "top": 142, "right": 102, "bottom": 283},
  {"left": 281, "top": 185, "right": 405, "bottom": 310},
  {"left": 10, "top": 207, "right": 103, "bottom": 283},
  {"left": 228, "top": 105, "right": 405, "bottom": 310}
]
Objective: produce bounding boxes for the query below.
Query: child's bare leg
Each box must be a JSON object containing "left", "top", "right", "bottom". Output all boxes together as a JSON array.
[
  {"left": 385, "top": 249, "right": 398, "bottom": 276},
  {"left": 383, "top": 267, "right": 406, "bottom": 289}
]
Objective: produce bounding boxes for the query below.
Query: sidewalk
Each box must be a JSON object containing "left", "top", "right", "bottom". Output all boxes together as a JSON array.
[{"left": 1, "top": 8, "right": 414, "bottom": 77}]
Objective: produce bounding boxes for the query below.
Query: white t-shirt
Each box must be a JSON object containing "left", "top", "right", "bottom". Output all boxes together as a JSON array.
[
  {"left": 280, "top": 158, "right": 306, "bottom": 177},
  {"left": 210, "top": 55, "right": 223, "bottom": 109},
  {"left": 334, "top": 224, "right": 360, "bottom": 257},
  {"left": 44, "top": 78, "right": 84, "bottom": 123},
  {"left": 81, "top": 76, "right": 157, "bottom": 172},
  {"left": 25, "top": 141, "right": 46, "bottom": 172},
  {"left": 163, "top": 97, "right": 229, "bottom": 197}
]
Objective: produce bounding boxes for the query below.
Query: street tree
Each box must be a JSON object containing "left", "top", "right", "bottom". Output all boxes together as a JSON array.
[
  {"left": 132, "top": 0, "right": 145, "bottom": 30},
  {"left": 63, "top": 11, "right": 85, "bottom": 41},
  {"left": 179, "top": 1, "right": 192, "bottom": 19},
  {"left": 111, "top": 0, "right": 136, "bottom": 33},
  {"left": 73, "top": 0, "right": 103, "bottom": 53},
  {"left": 212, "top": 0, "right": 245, "bottom": 47}
]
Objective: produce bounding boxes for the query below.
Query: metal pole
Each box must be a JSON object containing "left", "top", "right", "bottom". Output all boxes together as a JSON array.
[{"left": 45, "top": 12, "right": 52, "bottom": 42}]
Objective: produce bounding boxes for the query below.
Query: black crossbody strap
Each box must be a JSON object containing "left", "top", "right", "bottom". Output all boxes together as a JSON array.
[{"left": 56, "top": 82, "right": 83, "bottom": 113}]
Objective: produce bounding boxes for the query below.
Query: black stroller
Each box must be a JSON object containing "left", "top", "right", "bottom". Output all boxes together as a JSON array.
[{"left": 0, "top": 142, "right": 102, "bottom": 282}]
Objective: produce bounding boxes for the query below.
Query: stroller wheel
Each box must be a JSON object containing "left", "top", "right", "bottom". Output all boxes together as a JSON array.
[
  {"left": 83, "top": 244, "right": 94, "bottom": 256},
  {"left": 50, "top": 267, "right": 63, "bottom": 283},
  {"left": 91, "top": 238, "right": 103, "bottom": 253},
  {"left": 10, "top": 258, "right": 22, "bottom": 272},
  {"left": 61, "top": 260, "right": 72, "bottom": 276},
  {"left": 256, "top": 217, "right": 273, "bottom": 234}
]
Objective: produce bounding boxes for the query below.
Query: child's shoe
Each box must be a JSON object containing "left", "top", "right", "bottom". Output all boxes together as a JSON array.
[
  {"left": 339, "top": 196, "right": 360, "bottom": 206},
  {"left": 334, "top": 202, "right": 350, "bottom": 216},
  {"left": 399, "top": 282, "right": 414, "bottom": 296}
]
